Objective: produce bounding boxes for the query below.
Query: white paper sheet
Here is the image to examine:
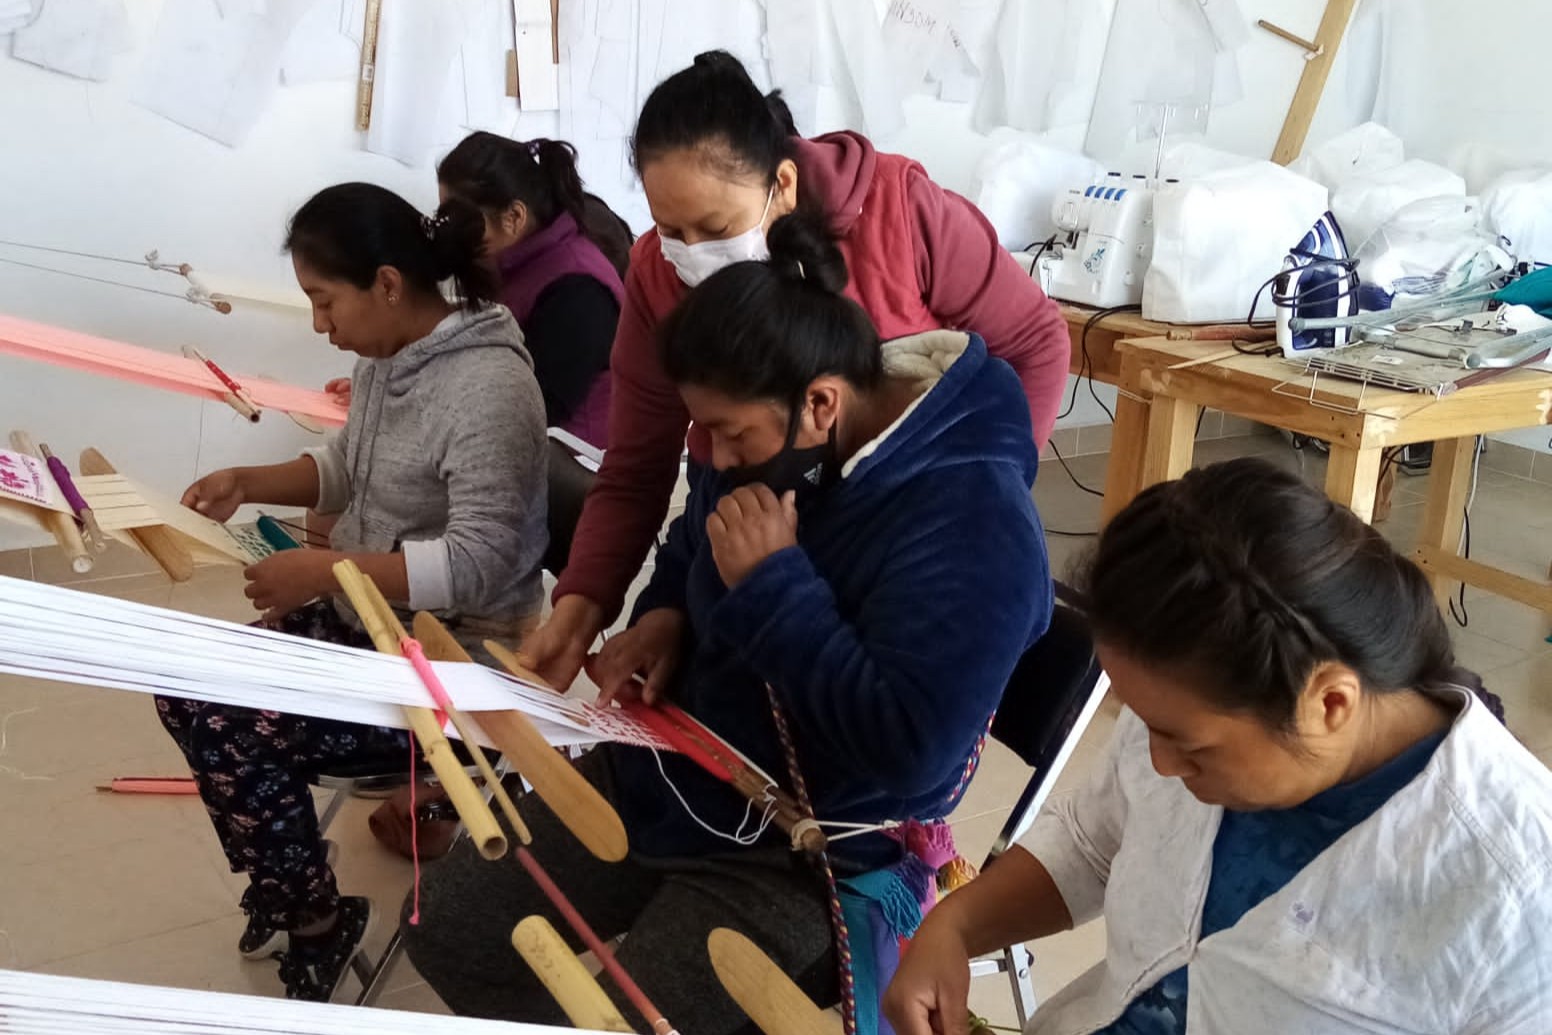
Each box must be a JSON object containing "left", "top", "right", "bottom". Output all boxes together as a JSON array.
[
  {"left": 514, "top": 0, "right": 559, "bottom": 111},
  {"left": 825, "top": 0, "right": 905, "bottom": 139},
  {"left": 1084, "top": 0, "right": 1232, "bottom": 162},
  {"left": 11, "top": 0, "right": 130, "bottom": 82},
  {"left": 364, "top": 0, "right": 470, "bottom": 165},
  {"left": 760, "top": 0, "right": 822, "bottom": 132},
  {"left": 456, "top": 0, "right": 518, "bottom": 130},
  {"left": 974, "top": 0, "right": 1111, "bottom": 135},
  {"left": 881, "top": 0, "right": 960, "bottom": 93},
  {"left": 340, "top": 0, "right": 365, "bottom": 42},
  {"left": 0, "top": 0, "right": 40, "bottom": 35},
  {"left": 279, "top": 0, "right": 361, "bottom": 84},
  {"left": 133, "top": 0, "right": 311, "bottom": 147}
]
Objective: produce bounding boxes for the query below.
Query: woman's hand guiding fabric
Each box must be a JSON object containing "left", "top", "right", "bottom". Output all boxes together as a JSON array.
[
  {"left": 706, "top": 484, "right": 798, "bottom": 588},
  {"left": 589, "top": 607, "right": 686, "bottom": 707}
]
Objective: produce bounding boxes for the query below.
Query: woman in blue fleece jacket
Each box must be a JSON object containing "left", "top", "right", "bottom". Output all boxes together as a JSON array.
[{"left": 406, "top": 212, "right": 1052, "bottom": 1033}]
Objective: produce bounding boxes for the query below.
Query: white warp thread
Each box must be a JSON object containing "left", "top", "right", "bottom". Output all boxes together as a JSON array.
[
  {"left": 0, "top": 967, "right": 609, "bottom": 1034},
  {"left": 0, "top": 576, "right": 668, "bottom": 752}
]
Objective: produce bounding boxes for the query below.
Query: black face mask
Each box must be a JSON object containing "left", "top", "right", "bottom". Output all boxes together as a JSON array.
[{"left": 724, "top": 411, "right": 839, "bottom": 506}]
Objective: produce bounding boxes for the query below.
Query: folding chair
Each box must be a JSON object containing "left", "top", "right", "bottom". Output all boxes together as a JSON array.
[{"left": 966, "top": 602, "right": 1111, "bottom": 1026}]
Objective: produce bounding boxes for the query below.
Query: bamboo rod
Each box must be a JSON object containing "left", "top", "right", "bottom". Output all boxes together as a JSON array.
[
  {"left": 9, "top": 430, "right": 91, "bottom": 574},
  {"left": 332, "top": 561, "right": 507, "bottom": 860},
  {"left": 512, "top": 916, "right": 634, "bottom": 1033},
  {"left": 406, "top": 611, "right": 536, "bottom": 845}
]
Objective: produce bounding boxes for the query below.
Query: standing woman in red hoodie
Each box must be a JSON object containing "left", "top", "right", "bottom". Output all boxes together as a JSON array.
[{"left": 526, "top": 50, "right": 1071, "bottom": 689}]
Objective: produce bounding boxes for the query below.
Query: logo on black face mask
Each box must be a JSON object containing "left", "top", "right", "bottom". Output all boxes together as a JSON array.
[{"left": 724, "top": 406, "right": 839, "bottom": 506}]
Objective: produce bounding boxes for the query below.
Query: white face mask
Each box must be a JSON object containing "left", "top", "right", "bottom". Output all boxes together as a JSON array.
[{"left": 659, "top": 188, "right": 774, "bottom": 288}]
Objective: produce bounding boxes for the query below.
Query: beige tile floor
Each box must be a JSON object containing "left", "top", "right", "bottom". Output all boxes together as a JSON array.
[{"left": 1, "top": 432, "right": 1549, "bottom": 1028}]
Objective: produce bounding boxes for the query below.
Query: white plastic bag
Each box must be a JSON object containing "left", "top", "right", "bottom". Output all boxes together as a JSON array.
[
  {"left": 1290, "top": 122, "right": 1405, "bottom": 190},
  {"left": 1355, "top": 196, "right": 1497, "bottom": 300},
  {"left": 1482, "top": 167, "right": 1552, "bottom": 266},
  {"left": 1144, "top": 160, "right": 1328, "bottom": 324},
  {"left": 1329, "top": 160, "right": 1466, "bottom": 253},
  {"left": 971, "top": 131, "right": 1105, "bottom": 249}
]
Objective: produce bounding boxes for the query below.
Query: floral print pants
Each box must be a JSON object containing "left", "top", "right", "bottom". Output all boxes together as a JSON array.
[{"left": 155, "top": 602, "right": 410, "bottom": 930}]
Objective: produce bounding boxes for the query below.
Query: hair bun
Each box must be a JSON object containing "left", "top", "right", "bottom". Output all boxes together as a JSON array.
[
  {"left": 692, "top": 49, "right": 751, "bottom": 79},
  {"left": 765, "top": 211, "right": 847, "bottom": 295}
]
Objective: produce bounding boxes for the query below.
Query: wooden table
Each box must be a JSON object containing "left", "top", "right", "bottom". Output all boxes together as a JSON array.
[{"left": 1102, "top": 336, "right": 1552, "bottom": 613}]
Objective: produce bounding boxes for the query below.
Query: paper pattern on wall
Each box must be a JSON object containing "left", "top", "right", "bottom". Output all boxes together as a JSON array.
[
  {"left": 824, "top": 0, "right": 905, "bottom": 140},
  {"left": 880, "top": 0, "right": 960, "bottom": 93},
  {"left": 11, "top": 0, "right": 130, "bottom": 82},
  {"left": 453, "top": 0, "right": 519, "bottom": 131},
  {"left": 513, "top": 0, "right": 559, "bottom": 112},
  {"left": 759, "top": 0, "right": 822, "bottom": 133},
  {"left": 1083, "top": 0, "right": 1244, "bottom": 162},
  {"left": 0, "top": 0, "right": 41, "bottom": 35},
  {"left": 364, "top": 0, "right": 472, "bottom": 164},
  {"left": 133, "top": 0, "right": 311, "bottom": 147},
  {"left": 279, "top": 0, "right": 361, "bottom": 85}
]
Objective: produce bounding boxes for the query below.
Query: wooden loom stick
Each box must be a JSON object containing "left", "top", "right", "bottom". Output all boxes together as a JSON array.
[
  {"left": 8, "top": 430, "right": 91, "bottom": 574},
  {"left": 80, "top": 449, "right": 196, "bottom": 581},
  {"left": 402, "top": 612, "right": 538, "bottom": 846},
  {"left": 182, "top": 346, "right": 260, "bottom": 423},
  {"left": 39, "top": 444, "right": 106, "bottom": 552},
  {"left": 594, "top": 669, "right": 825, "bottom": 855},
  {"left": 1271, "top": 0, "right": 1359, "bottom": 165},
  {"left": 332, "top": 561, "right": 508, "bottom": 860},
  {"left": 512, "top": 916, "right": 634, "bottom": 1033},
  {"left": 408, "top": 626, "right": 623, "bottom": 863},
  {"left": 707, "top": 928, "right": 838, "bottom": 1035},
  {"left": 474, "top": 639, "right": 676, "bottom": 1033}
]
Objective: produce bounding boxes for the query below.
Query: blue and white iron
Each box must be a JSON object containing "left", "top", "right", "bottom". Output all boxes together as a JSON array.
[{"left": 1273, "top": 212, "right": 1360, "bottom": 358}]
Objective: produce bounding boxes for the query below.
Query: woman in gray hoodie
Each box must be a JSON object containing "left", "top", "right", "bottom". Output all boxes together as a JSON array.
[{"left": 156, "top": 182, "right": 548, "bottom": 1003}]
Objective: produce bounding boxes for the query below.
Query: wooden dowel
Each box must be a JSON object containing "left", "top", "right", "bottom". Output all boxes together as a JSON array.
[
  {"left": 1257, "top": 18, "right": 1320, "bottom": 54},
  {"left": 78, "top": 448, "right": 196, "bottom": 582},
  {"left": 10, "top": 430, "right": 91, "bottom": 574},
  {"left": 511, "top": 916, "right": 634, "bottom": 1033},
  {"left": 332, "top": 561, "right": 508, "bottom": 860},
  {"left": 480, "top": 638, "right": 631, "bottom": 863}
]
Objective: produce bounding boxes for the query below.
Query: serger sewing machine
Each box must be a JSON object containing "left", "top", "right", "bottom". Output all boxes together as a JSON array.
[{"left": 1019, "top": 173, "right": 1156, "bottom": 309}]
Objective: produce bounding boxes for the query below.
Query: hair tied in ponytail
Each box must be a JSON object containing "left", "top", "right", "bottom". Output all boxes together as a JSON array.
[{"left": 420, "top": 212, "right": 450, "bottom": 240}]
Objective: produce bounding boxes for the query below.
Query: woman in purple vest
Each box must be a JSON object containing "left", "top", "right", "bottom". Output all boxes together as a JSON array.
[{"left": 435, "top": 132, "right": 627, "bottom": 449}]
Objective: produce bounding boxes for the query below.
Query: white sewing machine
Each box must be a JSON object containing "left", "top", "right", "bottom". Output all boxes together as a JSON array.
[{"left": 1024, "top": 174, "right": 1156, "bottom": 309}]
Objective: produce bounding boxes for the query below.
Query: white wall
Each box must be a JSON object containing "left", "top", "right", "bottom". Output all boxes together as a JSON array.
[{"left": 3, "top": 1, "right": 1550, "bottom": 549}]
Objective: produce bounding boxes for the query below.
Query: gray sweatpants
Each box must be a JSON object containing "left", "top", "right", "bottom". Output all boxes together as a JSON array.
[{"left": 403, "top": 752, "right": 837, "bottom": 1035}]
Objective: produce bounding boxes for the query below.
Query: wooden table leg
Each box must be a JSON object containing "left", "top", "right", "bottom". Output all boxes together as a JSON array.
[
  {"left": 1099, "top": 389, "right": 1150, "bottom": 526},
  {"left": 1138, "top": 394, "right": 1200, "bottom": 491},
  {"left": 1324, "top": 444, "right": 1384, "bottom": 524},
  {"left": 1373, "top": 458, "right": 1397, "bottom": 523},
  {"left": 1414, "top": 436, "right": 1474, "bottom": 606}
]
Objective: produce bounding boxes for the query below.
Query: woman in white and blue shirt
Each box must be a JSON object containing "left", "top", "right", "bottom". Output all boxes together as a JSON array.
[{"left": 887, "top": 458, "right": 1549, "bottom": 1035}]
